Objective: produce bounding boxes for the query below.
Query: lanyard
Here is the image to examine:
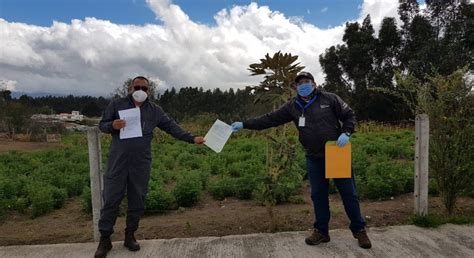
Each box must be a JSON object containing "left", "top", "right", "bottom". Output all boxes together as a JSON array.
[{"left": 295, "top": 96, "right": 317, "bottom": 116}]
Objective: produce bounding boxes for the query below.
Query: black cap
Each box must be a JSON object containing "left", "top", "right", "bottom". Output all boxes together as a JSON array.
[{"left": 295, "top": 71, "right": 315, "bottom": 83}]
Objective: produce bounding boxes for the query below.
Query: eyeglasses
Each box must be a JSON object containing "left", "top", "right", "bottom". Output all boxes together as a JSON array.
[{"left": 133, "top": 86, "right": 148, "bottom": 91}]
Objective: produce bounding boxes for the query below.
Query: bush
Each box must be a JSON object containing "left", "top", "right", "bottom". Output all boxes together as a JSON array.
[
  {"left": 365, "top": 175, "right": 393, "bottom": 200},
  {"left": 364, "top": 161, "right": 412, "bottom": 200},
  {"left": 428, "top": 178, "right": 439, "bottom": 196},
  {"left": 409, "top": 214, "right": 474, "bottom": 228},
  {"left": 29, "top": 185, "right": 55, "bottom": 218},
  {"left": 172, "top": 172, "right": 202, "bottom": 207},
  {"left": 288, "top": 195, "right": 305, "bottom": 204},
  {"left": 51, "top": 187, "right": 67, "bottom": 209},
  {"left": 255, "top": 174, "right": 302, "bottom": 204},
  {"left": 0, "top": 177, "right": 20, "bottom": 199},
  {"left": 208, "top": 177, "right": 236, "bottom": 200},
  {"left": 235, "top": 175, "right": 258, "bottom": 200},
  {"left": 14, "top": 197, "right": 29, "bottom": 213},
  {"left": 397, "top": 69, "right": 474, "bottom": 214},
  {"left": 64, "top": 175, "right": 85, "bottom": 197},
  {"left": 197, "top": 169, "right": 210, "bottom": 190},
  {"left": 145, "top": 186, "right": 176, "bottom": 213},
  {"left": 81, "top": 186, "right": 92, "bottom": 214}
]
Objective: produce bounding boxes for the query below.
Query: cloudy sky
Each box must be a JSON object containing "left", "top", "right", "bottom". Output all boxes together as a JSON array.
[{"left": 0, "top": 0, "right": 405, "bottom": 97}]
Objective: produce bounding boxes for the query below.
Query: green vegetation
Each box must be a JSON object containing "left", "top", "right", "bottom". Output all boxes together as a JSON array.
[
  {"left": 410, "top": 214, "right": 474, "bottom": 228},
  {"left": 0, "top": 124, "right": 425, "bottom": 219},
  {"left": 0, "top": 133, "right": 89, "bottom": 218}
]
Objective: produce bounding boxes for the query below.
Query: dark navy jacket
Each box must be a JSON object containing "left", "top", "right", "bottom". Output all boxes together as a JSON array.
[
  {"left": 243, "top": 89, "right": 356, "bottom": 158},
  {"left": 99, "top": 95, "right": 195, "bottom": 155}
]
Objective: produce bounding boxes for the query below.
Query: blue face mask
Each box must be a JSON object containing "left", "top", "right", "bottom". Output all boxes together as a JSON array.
[{"left": 297, "top": 83, "right": 314, "bottom": 97}]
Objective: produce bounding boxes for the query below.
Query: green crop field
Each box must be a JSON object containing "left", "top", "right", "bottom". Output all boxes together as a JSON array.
[{"left": 0, "top": 123, "right": 421, "bottom": 218}]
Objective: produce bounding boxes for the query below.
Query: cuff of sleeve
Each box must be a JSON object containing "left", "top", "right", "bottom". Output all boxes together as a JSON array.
[
  {"left": 110, "top": 123, "right": 121, "bottom": 134},
  {"left": 342, "top": 128, "right": 354, "bottom": 135},
  {"left": 187, "top": 135, "right": 195, "bottom": 144}
]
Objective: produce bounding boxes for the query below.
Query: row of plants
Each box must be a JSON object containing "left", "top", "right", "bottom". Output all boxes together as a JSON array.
[
  {"left": 0, "top": 136, "right": 89, "bottom": 218},
  {"left": 1, "top": 124, "right": 422, "bottom": 218}
]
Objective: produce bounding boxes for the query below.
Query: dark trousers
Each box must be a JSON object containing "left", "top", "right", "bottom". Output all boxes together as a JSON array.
[
  {"left": 98, "top": 151, "right": 151, "bottom": 237},
  {"left": 306, "top": 157, "right": 366, "bottom": 236}
]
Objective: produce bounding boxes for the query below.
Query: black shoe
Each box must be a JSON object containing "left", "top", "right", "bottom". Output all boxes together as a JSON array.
[
  {"left": 353, "top": 229, "right": 372, "bottom": 249},
  {"left": 305, "top": 229, "right": 330, "bottom": 245},
  {"left": 94, "top": 236, "right": 112, "bottom": 258},
  {"left": 124, "top": 232, "right": 141, "bottom": 251}
]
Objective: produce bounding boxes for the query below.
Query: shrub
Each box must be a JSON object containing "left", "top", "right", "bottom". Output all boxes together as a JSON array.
[
  {"left": 64, "top": 175, "right": 86, "bottom": 197},
  {"left": 172, "top": 172, "right": 202, "bottom": 207},
  {"left": 364, "top": 161, "right": 413, "bottom": 200},
  {"left": 0, "top": 177, "right": 20, "bottom": 199},
  {"left": 288, "top": 195, "right": 305, "bottom": 204},
  {"left": 396, "top": 69, "right": 474, "bottom": 214},
  {"left": 29, "top": 185, "right": 55, "bottom": 218},
  {"left": 81, "top": 186, "right": 92, "bottom": 214},
  {"left": 207, "top": 156, "right": 225, "bottom": 175},
  {"left": 365, "top": 175, "right": 393, "bottom": 200},
  {"left": 145, "top": 186, "right": 176, "bottom": 213},
  {"left": 197, "top": 170, "right": 210, "bottom": 190},
  {"left": 14, "top": 197, "right": 29, "bottom": 213},
  {"left": 227, "top": 162, "right": 245, "bottom": 177},
  {"left": 208, "top": 177, "right": 236, "bottom": 200},
  {"left": 255, "top": 174, "right": 302, "bottom": 204},
  {"left": 410, "top": 214, "right": 448, "bottom": 228},
  {"left": 235, "top": 175, "right": 258, "bottom": 200},
  {"left": 51, "top": 187, "right": 67, "bottom": 209},
  {"left": 428, "top": 178, "right": 439, "bottom": 196}
]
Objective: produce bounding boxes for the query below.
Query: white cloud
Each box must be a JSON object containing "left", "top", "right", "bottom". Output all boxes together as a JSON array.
[
  {"left": 321, "top": 7, "right": 328, "bottom": 13},
  {"left": 0, "top": 0, "right": 401, "bottom": 96},
  {"left": 358, "top": 0, "right": 400, "bottom": 32},
  {"left": 0, "top": 79, "right": 17, "bottom": 91}
]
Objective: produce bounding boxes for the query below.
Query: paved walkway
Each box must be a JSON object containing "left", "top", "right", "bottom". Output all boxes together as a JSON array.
[{"left": 1, "top": 224, "right": 473, "bottom": 257}]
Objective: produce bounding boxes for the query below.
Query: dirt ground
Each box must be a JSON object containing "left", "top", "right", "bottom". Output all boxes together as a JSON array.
[
  {"left": 0, "top": 140, "right": 62, "bottom": 154},
  {"left": 1, "top": 183, "right": 473, "bottom": 246}
]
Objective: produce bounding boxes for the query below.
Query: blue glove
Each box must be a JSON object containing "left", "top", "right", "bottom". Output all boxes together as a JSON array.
[
  {"left": 231, "top": 122, "right": 243, "bottom": 132},
  {"left": 336, "top": 133, "right": 350, "bottom": 147}
]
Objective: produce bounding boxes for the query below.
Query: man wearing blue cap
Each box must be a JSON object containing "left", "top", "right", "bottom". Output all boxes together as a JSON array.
[{"left": 231, "top": 71, "right": 371, "bottom": 249}]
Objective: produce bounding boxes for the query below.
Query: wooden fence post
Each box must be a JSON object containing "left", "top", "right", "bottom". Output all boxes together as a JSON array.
[
  {"left": 87, "top": 127, "right": 104, "bottom": 242},
  {"left": 414, "top": 114, "right": 429, "bottom": 216}
]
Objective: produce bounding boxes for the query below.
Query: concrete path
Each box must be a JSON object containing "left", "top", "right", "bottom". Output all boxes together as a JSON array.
[{"left": 1, "top": 224, "right": 473, "bottom": 257}]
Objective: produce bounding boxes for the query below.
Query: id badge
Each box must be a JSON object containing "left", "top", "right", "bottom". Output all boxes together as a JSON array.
[{"left": 298, "top": 116, "right": 306, "bottom": 127}]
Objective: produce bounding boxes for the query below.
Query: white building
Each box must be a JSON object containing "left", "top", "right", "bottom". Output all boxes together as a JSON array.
[{"left": 32, "top": 111, "right": 84, "bottom": 122}]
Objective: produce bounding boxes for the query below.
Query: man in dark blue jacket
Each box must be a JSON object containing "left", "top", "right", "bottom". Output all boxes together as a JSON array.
[
  {"left": 94, "top": 76, "right": 205, "bottom": 258},
  {"left": 231, "top": 71, "right": 371, "bottom": 249}
]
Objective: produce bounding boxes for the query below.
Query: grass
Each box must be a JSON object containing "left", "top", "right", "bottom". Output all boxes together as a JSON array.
[{"left": 410, "top": 214, "right": 474, "bottom": 228}]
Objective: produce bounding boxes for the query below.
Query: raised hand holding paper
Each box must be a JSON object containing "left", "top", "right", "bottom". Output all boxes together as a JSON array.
[
  {"left": 118, "top": 107, "right": 143, "bottom": 139},
  {"left": 204, "top": 119, "right": 233, "bottom": 153}
]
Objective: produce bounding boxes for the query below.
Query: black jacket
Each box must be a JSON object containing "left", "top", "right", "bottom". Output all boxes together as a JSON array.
[
  {"left": 99, "top": 95, "right": 195, "bottom": 154},
  {"left": 243, "top": 89, "right": 356, "bottom": 158}
]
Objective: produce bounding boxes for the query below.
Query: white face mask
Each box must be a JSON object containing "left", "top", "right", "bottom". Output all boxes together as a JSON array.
[{"left": 132, "top": 90, "right": 148, "bottom": 102}]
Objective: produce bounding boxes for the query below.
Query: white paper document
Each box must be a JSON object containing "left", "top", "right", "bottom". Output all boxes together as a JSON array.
[
  {"left": 204, "top": 119, "right": 233, "bottom": 153},
  {"left": 118, "top": 107, "right": 143, "bottom": 139}
]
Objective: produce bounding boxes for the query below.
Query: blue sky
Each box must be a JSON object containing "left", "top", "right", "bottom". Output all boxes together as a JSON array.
[
  {"left": 1, "top": 0, "right": 405, "bottom": 96},
  {"left": 1, "top": 0, "right": 362, "bottom": 28}
]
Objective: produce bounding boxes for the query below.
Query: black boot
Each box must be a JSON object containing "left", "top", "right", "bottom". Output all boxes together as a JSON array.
[
  {"left": 124, "top": 232, "right": 140, "bottom": 251},
  {"left": 94, "top": 236, "right": 112, "bottom": 258}
]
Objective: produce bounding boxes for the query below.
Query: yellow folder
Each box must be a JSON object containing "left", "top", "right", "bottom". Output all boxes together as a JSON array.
[{"left": 325, "top": 142, "right": 352, "bottom": 179}]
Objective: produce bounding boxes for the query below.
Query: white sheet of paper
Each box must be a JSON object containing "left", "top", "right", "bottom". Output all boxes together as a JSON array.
[
  {"left": 204, "top": 119, "right": 233, "bottom": 153},
  {"left": 118, "top": 107, "right": 143, "bottom": 139}
]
